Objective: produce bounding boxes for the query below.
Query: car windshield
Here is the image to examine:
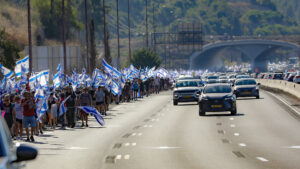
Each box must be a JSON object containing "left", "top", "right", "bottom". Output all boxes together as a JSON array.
[
  {"left": 176, "top": 81, "right": 199, "bottom": 87},
  {"left": 235, "top": 79, "right": 256, "bottom": 85},
  {"left": 203, "top": 85, "right": 232, "bottom": 93},
  {"left": 236, "top": 75, "right": 250, "bottom": 79},
  {"left": 219, "top": 76, "right": 227, "bottom": 79},
  {"left": 207, "top": 76, "right": 218, "bottom": 79}
]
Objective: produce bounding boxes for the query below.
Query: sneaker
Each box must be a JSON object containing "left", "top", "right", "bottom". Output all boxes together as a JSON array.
[
  {"left": 71, "top": 124, "right": 75, "bottom": 128},
  {"left": 30, "top": 136, "right": 35, "bottom": 142},
  {"left": 40, "top": 130, "right": 43, "bottom": 134},
  {"left": 86, "top": 124, "right": 88, "bottom": 127},
  {"left": 26, "top": 137, "right": 30, "bottom": 142}
]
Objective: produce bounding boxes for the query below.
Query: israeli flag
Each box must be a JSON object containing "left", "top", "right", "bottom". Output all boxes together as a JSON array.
[
  {"left": 77, "top": 106, "right": 105, "bottom": 126},
  {"left": 53, "top": 72, "right": 61, "bottom": 88},
  {"left": 111, "top": 79, "right": 120, "bottom": 95},
  {"left": 0, "top": 64, "right": 14, "bottom": 79},
  {"left": 102, "top": 59, "right": 121, "bottom": 79},
  {"left": 59, "top": 95, "right": 71, "bottom": 116},
  {"left": 15, "top": 56, "right": 29, "bottom": 77}
]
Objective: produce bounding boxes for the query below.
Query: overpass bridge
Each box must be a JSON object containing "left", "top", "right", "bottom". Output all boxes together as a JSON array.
[{"left": 189, "top": 37, "right": 300, "bottom": 72}]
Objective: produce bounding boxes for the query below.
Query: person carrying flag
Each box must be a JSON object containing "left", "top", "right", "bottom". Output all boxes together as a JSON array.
[
  {"left": 95, "top": 86, "right": 106, "bottom": 116},
  {"left": 78, "top": 87, "right": 92, "bottom": 127}
]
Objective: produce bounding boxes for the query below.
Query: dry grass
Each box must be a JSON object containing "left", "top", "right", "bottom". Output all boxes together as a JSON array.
[{"left": 0, "top": 1, "right": 39, "bottom": 47}]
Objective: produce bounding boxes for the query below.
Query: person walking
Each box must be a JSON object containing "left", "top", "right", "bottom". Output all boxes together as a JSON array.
[
  {"left": 14, "top": 95, "right": 23, "bottom": 140},
  {"left": 133, "top": 79, "right": 139, "bottom": 101},
  {"left": 21, "top": 92, "right": 36, "bottom": 142},
  {"left": 2, "top": 94, "right": 16, "bottom": 138},
  {"left": 48, "top": 93, "right": 58, "bottom": 129},
  {"left": 95, "top": 86, "right": 106, "bottom": 116},
  {"left": 66, "top": 87, "right": 76, "bottom": 128},
  {"left": 78, "top": 88, "right": 92, "bottom": 127}
]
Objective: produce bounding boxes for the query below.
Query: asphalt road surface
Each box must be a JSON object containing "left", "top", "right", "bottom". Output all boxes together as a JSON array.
[{"left": 23, "top": 90, "right": 300, "bottom": 169}]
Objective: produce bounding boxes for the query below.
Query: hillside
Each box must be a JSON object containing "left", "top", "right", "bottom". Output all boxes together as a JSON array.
[{"left": 1, "top": 0, "right": 300, "bottom": 47}]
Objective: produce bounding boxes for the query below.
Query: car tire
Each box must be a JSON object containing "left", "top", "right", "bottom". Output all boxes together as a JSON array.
[
  {"left": 231, "top": 109, "right": 237, "bottom": 115},
  {"left": 173, "top": 100, "right": 178, "bottom": 106},
  {"left": 199, "top": 107, "right": 205, "bottom": 116}
]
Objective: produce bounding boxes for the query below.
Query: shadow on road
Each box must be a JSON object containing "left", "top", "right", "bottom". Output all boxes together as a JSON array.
[
  {"left": 204, "top": 113, "right": 245, "bottom": 117},
  {"left": 237, "top": 98, "right": 264, "bottom": 100}
]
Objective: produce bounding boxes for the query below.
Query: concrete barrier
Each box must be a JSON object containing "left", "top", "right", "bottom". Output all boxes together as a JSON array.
[{"left": 257, "top": 79, "right": 300, "bottom": 100}]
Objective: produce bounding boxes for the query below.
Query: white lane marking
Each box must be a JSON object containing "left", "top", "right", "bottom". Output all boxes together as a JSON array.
[
  {"left": 230, "top": 124, "right": 236, "bottom": 128},
  {"left": 124, "top": 154, "right": 130, "bottom": 160},
  {"left": 256, "top": 157, "right": 269, "bottom": 162},
  {"left": 239, "top": 143, "right": 247, "bottom": 147},
  {"left": 138, "top": 133, "right": 143, "bottom": 136},
  {"left": 144, "top": 125, "right": 153, "bottom": 128},
  {"left": 116, "top": 155, "right": 122, "bottom": 160},
  {"left": 132, "top": 143, "right": 137, "bottom": 146},
  {"left": 149, "top": 125, "right": 153, "bottom": 127},
  {"left": 229, "top": 117, "right": 234, "bottom": 121},
  {"left": 65, "top": 147, "right": 88, "bottom": 150},
  {"left": 143, "top": 125, "right": 148, "bottom": 127},
  {"left": 124, "top": 143, "right": 130, "bottom": 146},
  {"left": 286, "top": 146, "right": 300, "bottom": 149},
  {"left": 148, "top": 146, "right": 182, "bottom": 150},
  {"left": 132, "top": 133, "right": 137, "bottom": 136},
  {"left": 234, "top": 133, "right": 240, "bottom": 136},
  {"left": 267, "top": 91, "right": 300, "bottom": 115},
  {"left": 155, "top": 118, "right": 160, "bottom": 121}
]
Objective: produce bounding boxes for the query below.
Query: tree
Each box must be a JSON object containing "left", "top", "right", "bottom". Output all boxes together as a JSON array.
[
  {"left": 132, "top": 48, "right": 161, "bottom": 68},
  {"left": 0, "top": 29, "right": 20, "bottom": 70},
  {"left": 33, "top": 0, "right": 82, "bottom": 40}
]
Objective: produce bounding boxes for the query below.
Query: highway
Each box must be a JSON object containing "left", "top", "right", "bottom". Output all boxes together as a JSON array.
[{"left": 24, "top": 90, "right": 300, "bottom": 169}]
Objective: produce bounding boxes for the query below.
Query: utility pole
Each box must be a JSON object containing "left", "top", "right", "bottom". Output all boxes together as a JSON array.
[
  {"left": 62, "top": 0, "right": 67, "bottom": 76},
  {"left": 128, "top": 0, "right": 131, "bottom": 62},
  {"left": 116, "top": 0, "right": 120, "bottom": 69},
  {"left": 145, "top": 0, "right": 149, "bottom": 48},
  {"left": 152, "top": 1, "right": 156, "bottom": 52},
  {"left": 84, "top": 0, "right": 89, "bottom": 72},
  {"left": 103, "top": 0, "right": 109, "bottom": 63},
  {"left": 27, "top": 0, "right": 32, "bottom": 73}
]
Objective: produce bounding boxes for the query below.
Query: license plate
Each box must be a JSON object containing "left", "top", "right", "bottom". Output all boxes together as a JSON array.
[
  {"left": 183, "top": 95, "right": 192, "bottom": 99},
  {"left": 212, "top": 105, "right": 222, "bottom": 108},
  {"left": 243, "top": 92, "right": 251, "bottom": 94}
]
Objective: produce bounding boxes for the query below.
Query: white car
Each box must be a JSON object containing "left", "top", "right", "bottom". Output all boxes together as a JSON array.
[{"left": 293, "top": 72, "right": 300, "bottom": 84}]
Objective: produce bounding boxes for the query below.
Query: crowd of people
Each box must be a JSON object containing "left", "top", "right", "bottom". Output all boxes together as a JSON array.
[{"left": 2, "top": 77, "right": 171, "bottom": 142}]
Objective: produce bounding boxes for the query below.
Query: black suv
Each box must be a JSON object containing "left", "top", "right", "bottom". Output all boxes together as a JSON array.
[{"left": 198, "top": 84, "right": 237, "bottom": 116}]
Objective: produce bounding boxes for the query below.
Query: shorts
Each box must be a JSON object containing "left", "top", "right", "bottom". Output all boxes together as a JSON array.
[
  {"left": 23, "top": 116, "right": 37, "bottom": 128},
  {"left": 16, "top": 118, "right": 23, "bottom": 124},
  {"left": 96, "top": 102, "right": 104, "bottom": 105}
]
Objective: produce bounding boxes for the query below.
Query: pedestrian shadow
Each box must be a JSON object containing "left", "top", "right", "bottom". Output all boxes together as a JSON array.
[
  {"left": 88, "top": 126, "right": 106, "bottom": 129},
  {"left": 30, "top": 141, "right": 47, "bottom": 145},
  {"left": 38, "top": 134, "right": 54, "bottom": 137}
]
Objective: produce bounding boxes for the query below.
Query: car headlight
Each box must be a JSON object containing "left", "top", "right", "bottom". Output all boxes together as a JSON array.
[
  {"left": 173, "top": 92, "right": 179, "bottom": 97},
  {"left": 201, "top": 95, "right": 208, "bottom": 100},
  {"left": 195, "top": 90, "right": 201, "bottom": 96},
  {"left": 225, "top": 95, "right": 235, "bottom": 101}
]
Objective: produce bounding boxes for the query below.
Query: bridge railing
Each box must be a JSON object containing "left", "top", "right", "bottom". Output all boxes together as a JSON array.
[{"left": 203, "top": 35, "right": 300, "bottom": 45}]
